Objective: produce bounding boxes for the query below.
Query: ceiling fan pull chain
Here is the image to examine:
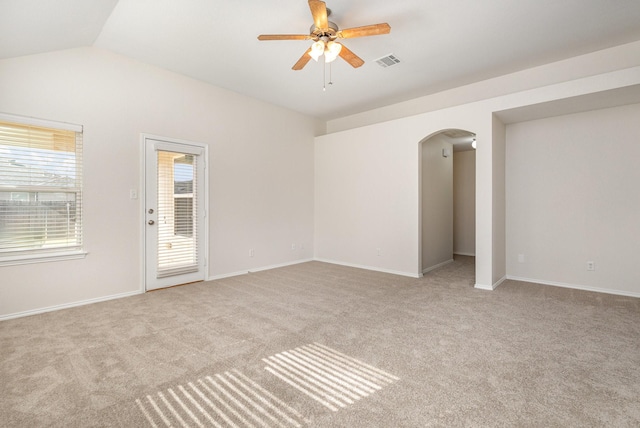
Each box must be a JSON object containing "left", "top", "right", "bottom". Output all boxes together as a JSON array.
[
  {"left": 323, "top": 61, "right": 326, "bottom": 91},
  {"left": 329, "top": 62, "right": 333, "bottom": 86}
]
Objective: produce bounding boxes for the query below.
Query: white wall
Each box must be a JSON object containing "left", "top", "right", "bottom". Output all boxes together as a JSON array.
[
  {"left": 506, "top": 103, "right": 640, "bottom": 296},
  {"left": 315, "top": 42, "right": 640, "bottom": 289},
  {"left": 492, "top": 116, "right": 507, "bottom": 286},
  {"left": 2, "top": 43, "right": 640, "bottom": 319},
  {"left": 0, "top": 47, "right": 320, "bottom": 319},
  {"left": 453, "top": 150, "right": 476, "bottom": 256},
  {"left": 421, "top": 135, "right": 453, "bottom": 272},
  {"left": 327, "top": 40, "right": 640, "bottom": 134},
  {"left": 314, "top": 107, "right": 487, "bottom": 280},
  {"left": 314, "top": 125, "right": 420, "bottom": 276}
]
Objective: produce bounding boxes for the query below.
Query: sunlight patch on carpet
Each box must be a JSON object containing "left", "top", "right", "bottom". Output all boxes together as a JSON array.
[
  {"left": 263, "top": 343, "right": 399, "bottom": 412},
  {"left": 136, "top": 369, "right": 307, "bottom": 427}
]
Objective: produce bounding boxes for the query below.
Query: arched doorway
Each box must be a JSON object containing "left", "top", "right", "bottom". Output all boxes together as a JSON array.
[{"left": 419, "top": 129, "right": 476, "bottom": 279}]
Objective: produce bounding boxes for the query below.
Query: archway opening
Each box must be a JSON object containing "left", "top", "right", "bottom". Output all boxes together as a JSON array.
[{"left": 419, "top": 129, "right": 476, "bottom": 283}]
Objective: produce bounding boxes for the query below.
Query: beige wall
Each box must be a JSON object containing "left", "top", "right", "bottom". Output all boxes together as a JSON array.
[
  {"left": 421, "top": 135, "right": 453, "bottom": 272},
  {"left": 506, "top": 103, "right": 640, "bottom": 296},
  {"left": 453, "top": 150, "right": 476, "bottom": 256},
  {"left": 0, "top": 47, "right": 320, "bottom": 318}
]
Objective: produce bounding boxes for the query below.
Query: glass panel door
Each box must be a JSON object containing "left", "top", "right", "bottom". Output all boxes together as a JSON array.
[{"left": 144, "top": 138, "right": 206, "bottom": 290}]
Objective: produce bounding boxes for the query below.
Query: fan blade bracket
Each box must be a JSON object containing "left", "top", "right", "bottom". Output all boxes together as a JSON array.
[{"left": 311, "top": 26, "right": 337, "bottom": 39}]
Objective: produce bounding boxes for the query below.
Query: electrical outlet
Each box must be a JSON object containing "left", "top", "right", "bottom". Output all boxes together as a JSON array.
[
  {"left": 586, "top": 261, "right": 595, "bottom": 271},
  {"left": 249, "top": 248, "right": 254, "bottom": 257},
  {"left": 518, "top": 254, "right": 525, "bottom": 263},
  {"left": 377, "top": 248, "right": 381, "bottom": 256},
  {"left": 291, "top": 244, "right": 296, "bottom": 251}
]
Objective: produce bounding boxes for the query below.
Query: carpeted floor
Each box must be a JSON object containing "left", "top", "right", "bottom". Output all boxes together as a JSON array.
[{"left": 1, "top": 257, "right": 639, "bottom": 427}]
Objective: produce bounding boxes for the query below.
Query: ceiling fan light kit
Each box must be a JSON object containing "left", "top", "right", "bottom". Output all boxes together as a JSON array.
[
  {"left": 312, "top": 40, "right": 342, "bottom": 63},
  {"left": 257, "top": 0, "right": 391, "bottom": 72}
]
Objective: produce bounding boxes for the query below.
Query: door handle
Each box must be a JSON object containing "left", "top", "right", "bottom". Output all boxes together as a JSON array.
[{"left": 148, "top": 220, "right": 155, "bottom": 225}]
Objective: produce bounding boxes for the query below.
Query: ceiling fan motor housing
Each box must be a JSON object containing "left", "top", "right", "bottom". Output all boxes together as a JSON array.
[{"left": 310, "top": 21, "right": 339, "bottom": 40}]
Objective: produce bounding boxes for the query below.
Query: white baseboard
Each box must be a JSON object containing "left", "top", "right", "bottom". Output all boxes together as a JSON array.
[
  {"left": 422, "top": 259, "right": 454, "bottom": 274},
  {"left": 249, "top": 258, "right": 314, "bottom": 273},
  {"left": 207, "top": 270, "right": 248, "bottom": 281},
  {"left": 493, "top": 275, "right": 507, "bottom": 289},
  {"left": 453, "top": 252, "right": 476, "bottom": 257},
  {"left": 506, "top": 275, "right": 640, "bottom": 298},
  {"left": 474, "top": 275, "right": 507, "bottom": 291},
  {"left": 314, "top": 258, "right": 421, "bottom": 278},
  {"left": 207, "top": 258, "right": 314, "bottom": 281},
  {"left": 0, "top": 290, "right": 143, "bottom": 322}
]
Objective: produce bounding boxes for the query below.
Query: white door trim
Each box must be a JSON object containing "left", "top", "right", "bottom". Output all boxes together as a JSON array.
[{"left": 141, "top": 133, "right": 209, "bottom": 291}]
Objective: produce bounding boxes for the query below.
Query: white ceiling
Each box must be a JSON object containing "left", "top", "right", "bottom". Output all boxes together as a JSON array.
[{"left": 2, "top": 0, "right": 640, "bottom": 120}]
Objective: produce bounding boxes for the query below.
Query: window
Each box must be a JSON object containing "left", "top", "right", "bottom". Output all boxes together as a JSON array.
[
  {"left": 0, "top": 114, "right": 84, "bottom": 264},
  {"left": 173, "top": 155, "right": 194, "bottom": 238}
]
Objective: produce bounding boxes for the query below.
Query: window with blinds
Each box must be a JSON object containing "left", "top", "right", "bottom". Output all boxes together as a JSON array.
[{"left": 0, "top": 116, "right": 83, "bottom": 261}]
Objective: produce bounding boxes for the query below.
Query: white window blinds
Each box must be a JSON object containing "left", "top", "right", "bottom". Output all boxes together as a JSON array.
[
  {"left": 156, "top": 151, "right": 198, "bottom": 278},
  {"left": 0, "top": 118, "right": 83, "bottom": 258}
]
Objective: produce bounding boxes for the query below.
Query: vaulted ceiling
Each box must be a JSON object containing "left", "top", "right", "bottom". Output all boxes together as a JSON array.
[{"left": 2, "top": 0, "right": 640, "bottom": 120}]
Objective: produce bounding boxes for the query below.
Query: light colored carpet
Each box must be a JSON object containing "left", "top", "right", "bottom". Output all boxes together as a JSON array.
[{"left": 1, "top": 257, "right": 639, "bottom": 427}]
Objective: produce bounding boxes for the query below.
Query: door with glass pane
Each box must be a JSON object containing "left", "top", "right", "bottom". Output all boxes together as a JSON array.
[{"left": 144, "top": 137, "right": 206, "bottom": 291}]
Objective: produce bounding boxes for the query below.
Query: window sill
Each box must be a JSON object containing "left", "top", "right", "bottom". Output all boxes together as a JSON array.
[{"left": 0, "top": 251, "right": 88, "bottom": 267}]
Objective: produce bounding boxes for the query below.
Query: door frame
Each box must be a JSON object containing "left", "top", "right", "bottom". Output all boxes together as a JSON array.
[{"left": 141, "top": 133, "right": 209, "bottom": 291}]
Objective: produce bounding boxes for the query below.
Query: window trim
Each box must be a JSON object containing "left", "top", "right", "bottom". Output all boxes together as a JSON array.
[
  {"left": 0, "top": 113, "right": 82, "bottom": 133},
  {"left": 0, "top": 112, "right": 86, "bottom": 265},
  {"left": 0, "top": 250, "right": 87, "bottom": 267}
]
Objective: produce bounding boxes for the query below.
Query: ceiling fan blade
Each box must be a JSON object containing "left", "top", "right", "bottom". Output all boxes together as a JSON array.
[
  {"left": 338, "top": 44, "right": 364, "bottom": 68},
  {"left": 258, "top": 34, "right": 311, "bottom": 41},
  {"left": 338, "top": 23, "right": 391, "bottom": 38},
  {"left": 293, "top": 48, "right": 313, "bottom": 70},
  {"left": 308, "top": 0, "right": 328, "bottom": 29}
]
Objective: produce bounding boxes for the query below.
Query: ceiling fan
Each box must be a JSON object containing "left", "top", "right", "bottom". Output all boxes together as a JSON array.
[{"left": 257, "top": 0, "right": 391, "bottom": 70}]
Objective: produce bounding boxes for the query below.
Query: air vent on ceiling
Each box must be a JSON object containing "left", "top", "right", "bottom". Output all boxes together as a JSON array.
[{"left": 375, "top": 54, "right": 401, "bottom": 68}]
